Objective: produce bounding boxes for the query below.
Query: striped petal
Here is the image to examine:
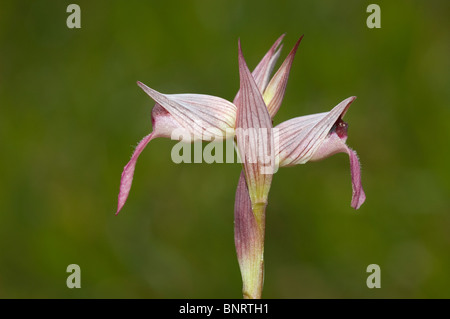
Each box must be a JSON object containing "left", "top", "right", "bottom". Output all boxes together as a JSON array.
[
  {"left": 275, "top": 96, "right": 366, "bottom": 209},
  {"left": 276, "top": 96, "right": 356, "bottom": 166},
  {"left": 138, "top": 81, "right": 236, "bottom": 141},
  {"left": 117, "top": 84, "right": 238, "bottom": 214},
  {"left": 233, "top": 34, "right": 284, "bottom": 105},
  {"left": 236, "top": 40, "right": 275, "bottom": 213},
  {"left": 263, "top": 35, "right": 303, "bottom": 118}
]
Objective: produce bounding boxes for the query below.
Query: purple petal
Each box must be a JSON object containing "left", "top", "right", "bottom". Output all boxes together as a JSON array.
[
  {"left": 263, "top": 35, "right": 303, "bottom": 118},
  {"left": 116, "top": 132, "right": 156, "bottom": 215},
  {"left": 236, "top": 40, "right": 274, "bottom": 207}
]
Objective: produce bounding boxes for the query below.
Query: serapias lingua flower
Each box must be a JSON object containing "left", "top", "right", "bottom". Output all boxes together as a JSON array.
[
  {"left": 117, "top": 35, "right": 301, "bottom": 214},
  {"left": 116, "top": 35, "right": 366, "bottom": 300}
]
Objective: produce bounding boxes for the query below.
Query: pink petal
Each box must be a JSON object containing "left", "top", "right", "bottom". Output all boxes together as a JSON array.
[
  {"left": 116, "top": 132, "right": 156, "bottom": 215},
  {"left": 137, "top": 81, "right": 236, "bottom": 140},
  {"left": 276, "top": 96, "right": 356, "bottom": 166},
  {"left": 275, "top": 96, "right": 366, "bottom": 209},
  {"left": 264, "top": 35, "right": 303, "bottom": 118},
  {"left": 233, "top": 34, "right": 285, "bottom": 105},
  {"left": 236, "top": 40, "right": 274, "bottom": 207},
  {"left": 252, "top": 34, "right": 285, "bottom": 94}
]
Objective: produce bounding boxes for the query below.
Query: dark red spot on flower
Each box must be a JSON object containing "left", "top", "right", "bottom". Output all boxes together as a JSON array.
[{"left": 333, "top": 118, "right": 348, "bottom": 139}]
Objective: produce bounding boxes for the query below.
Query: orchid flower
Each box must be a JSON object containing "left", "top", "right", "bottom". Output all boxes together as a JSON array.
[
  {"left": 116, "top": 35, "right": 366, "bottom": 300},
  {"left": 117, "top": 34, "right": 300, "bottom": 214}
]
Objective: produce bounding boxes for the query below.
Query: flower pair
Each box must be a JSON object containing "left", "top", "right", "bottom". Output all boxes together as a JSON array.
[{"left": 116, "top": 34, "right": 366, "bottom": 298}]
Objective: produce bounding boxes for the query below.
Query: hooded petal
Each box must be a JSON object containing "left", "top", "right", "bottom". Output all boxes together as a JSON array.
[
  {"left": 263, "top": 35, "right": 303, "bottom": 118},
  {"left": 276, "top": 96, "right": 356, "bottom": 166},
  {"left": 236, "top": 40, "right": 275, "bottom": 212},
  {"left": 275, "top": 96, "right": 366, "bottom": 209},
  {"left": 138, "top": 81, "right": 236, "bottom": 140}
]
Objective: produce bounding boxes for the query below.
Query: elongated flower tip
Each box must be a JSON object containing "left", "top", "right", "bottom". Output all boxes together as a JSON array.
[
  {"left": 347, "top": 146, "right": 366, "bottom": 209},
  {"left": 116, "top": 133, "right": 155, "bottom": 215},
  {"left": 254, "top": 34, "right": 285, "bottom": 92},
  {"left": 233, "top": 34, "right": 285, "bottom": 105},
  {"left": 264, "top": 35, "right": 304, "bottom": 118}
]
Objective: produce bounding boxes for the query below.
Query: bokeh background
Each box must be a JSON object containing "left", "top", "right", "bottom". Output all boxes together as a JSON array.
[{"left": 0, "top": 0, "right": 449, "bottom": 298}]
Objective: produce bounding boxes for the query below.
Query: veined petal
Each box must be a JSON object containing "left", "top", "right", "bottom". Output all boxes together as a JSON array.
[
  {"left": 116, "top": 132, "right": 156, "bottom": 215},
  {"left": 138, "top": 81, "right": 236, "bottom": 140},
  {"left": 252, "top": 34, "right": 285, "bottom": 94},
  {"left": 236, "top": 40, "right": 275, "bottom": 215},
  {"left": 276, "top": 96, "right": 356, "bottom": 166},
  {"left": 233, "top": 34, "right": 284, "bottom": 105},
  {"left": 234, "top": 171, "right": 264, "bottom": 299},
  {"left": 275, "top": 112, "right": 327, "bottom": 164},
  {"left": 276, "top": 96, "right": 366, "bottom": 209},
  {"left": 263, "top": 35, "right": 303, "bottom": 118}
]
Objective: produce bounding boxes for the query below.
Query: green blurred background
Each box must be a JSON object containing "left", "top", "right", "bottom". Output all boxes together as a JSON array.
[{"left": 0, "top": 0, "right": 449, "bottom": 298}]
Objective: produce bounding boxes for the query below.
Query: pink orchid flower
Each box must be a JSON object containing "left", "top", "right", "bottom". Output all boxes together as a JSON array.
[
  {"left": 117, "top": 35, "right": 300, "bottom": 214},
  {"left": 116, "top": 35, "right": 366, "bottom": 299}
]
